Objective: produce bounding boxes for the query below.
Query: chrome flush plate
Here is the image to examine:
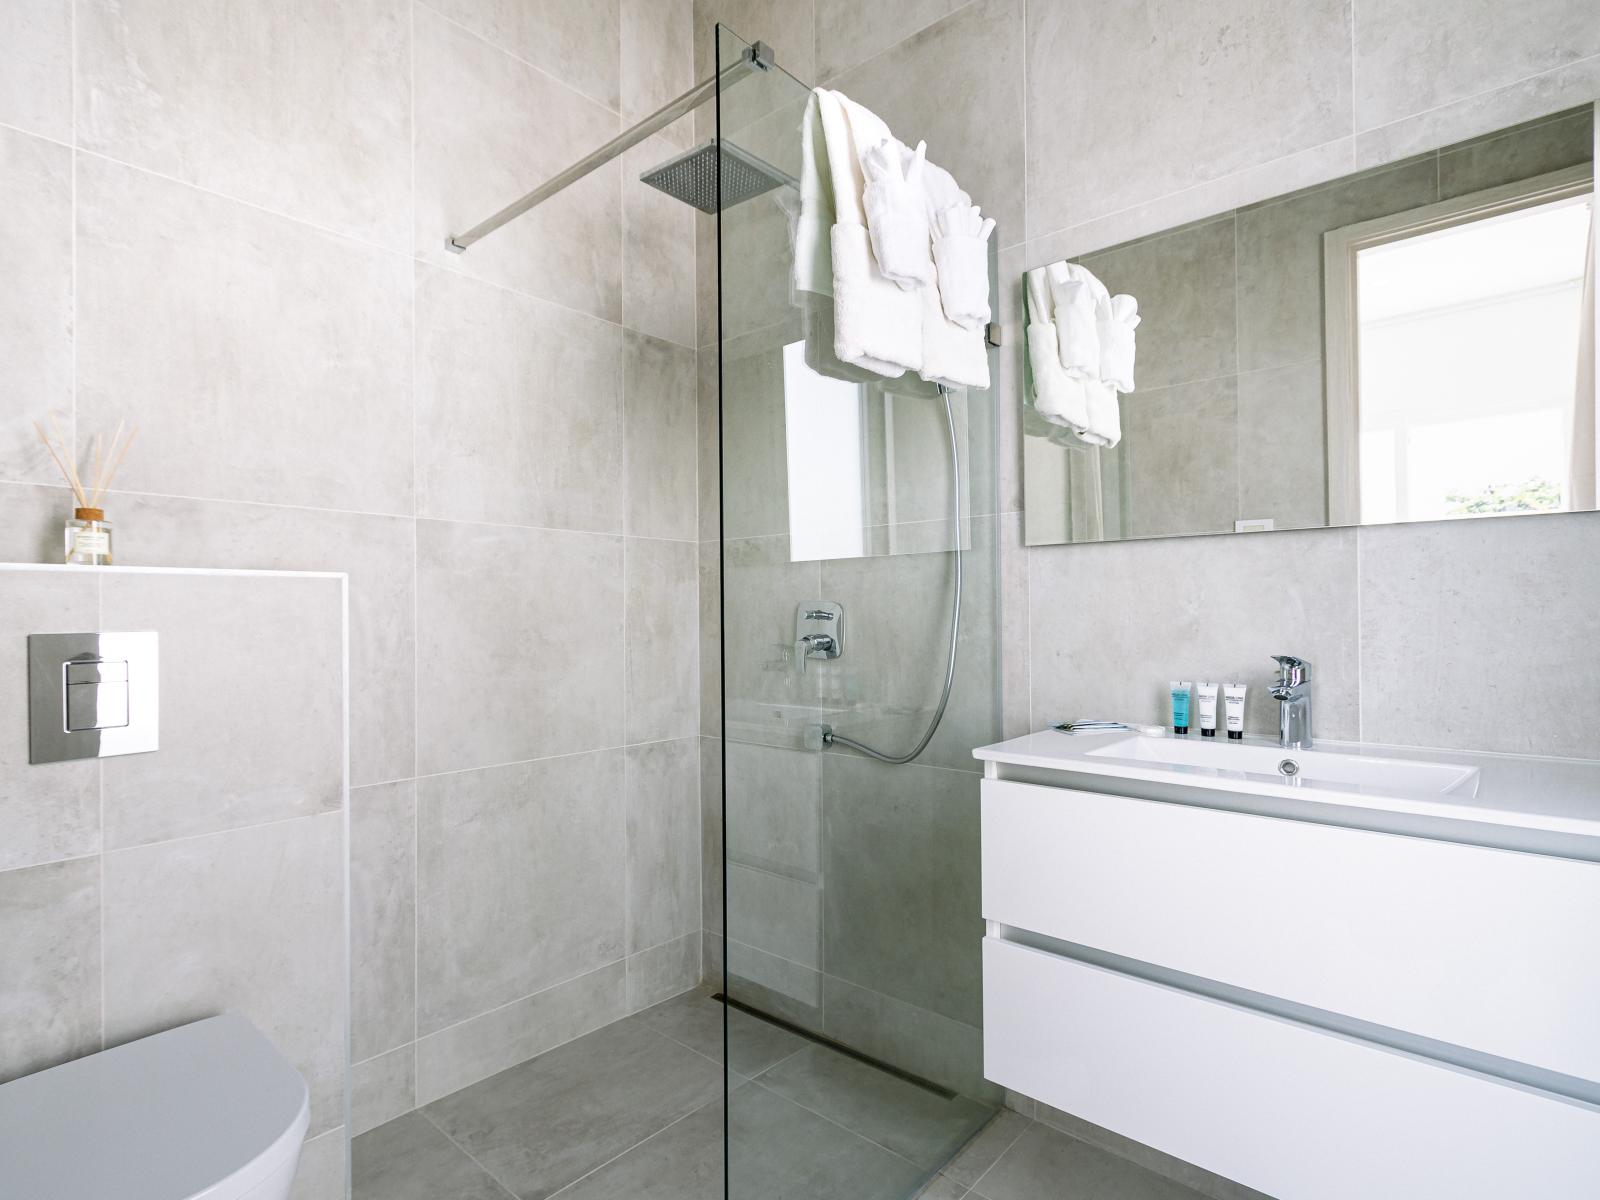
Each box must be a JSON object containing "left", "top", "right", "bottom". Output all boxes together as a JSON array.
[{"left": 28, "top": 632, "right": 160, "bottom": 764}]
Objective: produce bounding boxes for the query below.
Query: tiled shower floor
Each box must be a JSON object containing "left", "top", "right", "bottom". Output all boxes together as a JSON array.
[{"left": 350, "top": 988, "right": 1219, "bottom": 1200}]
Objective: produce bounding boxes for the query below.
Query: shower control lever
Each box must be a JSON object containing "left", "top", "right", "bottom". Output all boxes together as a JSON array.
[{"left": 794, "top": 602, "right": 844, "bottom": 674}]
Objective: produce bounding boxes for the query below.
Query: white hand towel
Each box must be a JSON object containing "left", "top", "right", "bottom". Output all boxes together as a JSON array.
[
  {"left": 1047, "top": 262, "right": 1106, "bottom": 378},
  {"left": 1099, "top": 293, "right": 1140, "bottom": 393},
  {"left": 824, "top": 90, "right": 880, "bottom": 226},
  {"left": 1025, "top": 266, "right": 1090, "bottom": 434},
  {"left": 832, "top": 224, "right": 921, "bottom": 377},
  {"left": 801, "top": 290, "right": 903, "bottom": 383},
  {"left": 793, "top": 90, "right": 835, "bottom": 297},
  {"left": 919, "top": 280, "right": 989, "bottom": 389},
  {"left": 861, "top": 138, "right": 935, "bottom": 290},
  {"left": 1080, "top": 379, "right": 1122, "bottom": 447},
  {"left": 931, "top": 204, "right": 995, "bottom": 330}
]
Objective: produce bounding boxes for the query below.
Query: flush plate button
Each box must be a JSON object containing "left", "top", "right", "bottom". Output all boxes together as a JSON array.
[{"left": 29, "top": 633, "right": 158, "bottom": 763}]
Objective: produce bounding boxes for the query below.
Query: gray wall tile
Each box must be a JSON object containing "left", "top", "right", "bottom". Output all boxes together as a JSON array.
[
  {"left": 352, "top": 1044, "right": 416, "bottom": 1136},
  {"left": 415, "top": 265, "right": 624, "bottom": 532},
  {"left": 416, "top": 752, "right": 626, "bottom": 1033},
  {"left": 1437, "top": 108, "right": 1595, "bottom": 200},
  {"left": 102, "top": 812, "right": 346, "bottom": 1135},
  {"left": 624, "top": 136, "right": 699, "bottom": 349},
  {"left": 352, "top": 780, "right": 417, "bottom": 1063},
  {"left": 428, "top": 0, "right": 622, "bottom": 111},
  {"left": 76, "top": 156, "right": 414, "bottom": 515},
  {"left": 625, "top": 332, "right": 699, "bottom": 539},
  {"left": 1358, "top": 513, "right": 1600, "bottom": 756},
  {"left": 0, "top": 569, "right": 100, "bottom": 871},
  {"left": 0, "top": 857, "right": 101, "bottom": 1083},
  {"left": 0, "top": 128, "right": 71, "bottom": 487},
  {"left": 99, "top": 571, "right": 344, "bottom": 848},
  {"left": 75, "top": 0, "right": 411, "bottom": 247},
  {"left": 1122, "top": 378, "right": 1240, "bottom": 540},
  {"left": 1236, "top": 363, "right": 1327, "bottom": 533},
  {"left": 291, "top": 1127, "right": 352, "bottom": 1200},
  {"left": 626, "top": 537, "right": 700, "bottom": 743},
  {"left": 415, "top": 519, "right": 623, "bottom": 774},
  {"left": 699, "top": 736, "right": 723, "bottom": 937},
  {"left": 623, "top": 0, "right": 693, "bottom": 124},
  {"left": 626, "top": 931, "right": 702, "bottom": 1011},
  {"left": 1352, "top": 0, "right": 1600, "bottom": 131},
  {"left": 0, "top": 0, "right": 70, "bottom": 141},
  {"left": 627, "top": 738, "right": 702, "bottom": 953},
  {"left": 413, "top": 4, "right": 622, "bottom": 319},
  {"left": 1026, "top": 0, "right": 1353, "bottom": 238},
  {"left": 814, "top": 0, "right": 966, "bottom": 83}
]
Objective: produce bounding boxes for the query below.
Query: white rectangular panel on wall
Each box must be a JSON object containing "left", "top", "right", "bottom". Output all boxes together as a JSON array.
[
  {"left": 982, "top": 938, "right": 1600, "bottom": 1200},
  {"left": 980, "top": 778, "right": 1600, "bottom": 1081}
]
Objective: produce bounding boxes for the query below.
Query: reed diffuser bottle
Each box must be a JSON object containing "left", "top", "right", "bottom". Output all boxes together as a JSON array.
[{"left": 34, "top": 415, "right": 137, "bottom": 566}]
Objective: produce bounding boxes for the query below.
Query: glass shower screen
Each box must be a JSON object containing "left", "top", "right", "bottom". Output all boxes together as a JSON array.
[{"left": 711, "top": 24, "right": 1003, "bottom": 1199}]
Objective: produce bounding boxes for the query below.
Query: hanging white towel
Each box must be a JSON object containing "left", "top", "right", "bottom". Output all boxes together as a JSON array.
[
  {"left": 1099, "top": 294, "right": 1139, "bottom": 393},
  {"left": 1047, "top": 262, "right": 1106, "bottom": 379},
  {"left": 1025, "top": 267, "right": 1092, "bottom": 434},
  {"left": 793, "top": 91, "right": 834, "bottom": 298},
  {"left": 861, "top": 138, "right": 936, "bottom": 291},
  {"left": 1079, "top": 380, "right": 1121, "bottom": 447},
  {"left": 931, "top": 204, "right": 995, "bottom": 330},
  {"left": 919, "top": 278, "right": 989, "bottom": 389}
]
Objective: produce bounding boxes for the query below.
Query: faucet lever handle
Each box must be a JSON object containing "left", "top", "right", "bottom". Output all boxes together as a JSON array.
[{"left": 1271, "top": 654, "right": 1310, "bottom": 687}]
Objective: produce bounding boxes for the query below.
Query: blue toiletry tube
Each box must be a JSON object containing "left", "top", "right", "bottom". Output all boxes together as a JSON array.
[{"left": 1170, "top": 681, "right": 1192, "bottom": 736}]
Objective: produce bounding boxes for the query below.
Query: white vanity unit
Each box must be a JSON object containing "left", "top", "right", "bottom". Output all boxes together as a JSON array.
[{"left": 974, "top": 730, "right": 1600, "bottom": 1200}]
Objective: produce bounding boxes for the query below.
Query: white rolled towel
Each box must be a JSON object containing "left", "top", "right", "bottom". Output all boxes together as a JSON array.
[
  {"left": 920, "top": 279, "right": 990, "bottom": 390},
  {"left": 861, "top": 138, "right": 935, "bottom": 291},
  {"left": 1099, "top": 293, "right": 1140, "bottom": 393},
  {"left": 931, "top": 204, "right": 995, "bottom": 330},
  {"left": 1046, "top": 262, "right": 1104, "bottom": 378},
  {"left": 831, "top": 223, "right": 921, "bottom": 377}
]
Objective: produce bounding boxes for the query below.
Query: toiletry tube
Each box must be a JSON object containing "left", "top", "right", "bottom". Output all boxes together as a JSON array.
[
  {"left": 1169, "top": 681, "right": 1192, "bottom": 736},
  {"left": 1223, "top": 683, "right": 1247, "bottom": 740},
  {"left": 1196, "top": 682, "right": 1219, "bottom": 737}
]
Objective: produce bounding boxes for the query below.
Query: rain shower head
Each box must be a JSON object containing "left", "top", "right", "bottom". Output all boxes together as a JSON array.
[{"left": 639, "top": 140, "right": 796, "bottom": 214}]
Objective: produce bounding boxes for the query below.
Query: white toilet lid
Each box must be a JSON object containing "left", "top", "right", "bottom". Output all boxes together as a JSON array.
[{"left": 0, "top": 1014, "right": 310, "bottom": 1200}]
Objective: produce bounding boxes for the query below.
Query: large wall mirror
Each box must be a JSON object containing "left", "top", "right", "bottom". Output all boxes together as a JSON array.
[{"left": 1023, "top": 105, "right": 1598, "bottom": 546}]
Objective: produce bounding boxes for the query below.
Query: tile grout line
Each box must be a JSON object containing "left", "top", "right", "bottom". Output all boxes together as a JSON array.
[
  {"left": 956, "top": 1112, "right": 1034, "bottom": 1198},
  {"left": 413, "top": 1106, "right": 521, "bottom": 1200},
  {"left": 409, "top": 0, "right": 423, "bottom": 1119},
  {"left": 544, "top": 1077, "right": 727, "bottom": 1199}
]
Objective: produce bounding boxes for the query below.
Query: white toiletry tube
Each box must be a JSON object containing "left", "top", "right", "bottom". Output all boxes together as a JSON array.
[
  {"left": 1223, "top": 683, "right": 1247, "bottom": 741},
  {"left": 1169, "top": 681, "right": 1192, "bottom": 736},
  {"left": 1196, "top": 682, "right": 1219, "bottom": 738}
]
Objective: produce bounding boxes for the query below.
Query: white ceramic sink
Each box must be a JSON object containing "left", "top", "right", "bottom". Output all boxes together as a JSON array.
[{"left": 1084, "top": 734, "right": 1481, "bottom": 798}]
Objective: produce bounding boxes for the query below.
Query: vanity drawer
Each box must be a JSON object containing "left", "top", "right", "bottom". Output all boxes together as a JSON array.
[
  {"left": 983, "top": 937, "right": 1600, "bottom": 1200},
  {"left": 980, "top": 778, "right": 1600, "bottom": 1081}
]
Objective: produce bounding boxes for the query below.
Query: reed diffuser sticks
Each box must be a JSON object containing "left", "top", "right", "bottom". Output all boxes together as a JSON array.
[{"left": 33, "top": 415, "right": 138, "bottom": 510}]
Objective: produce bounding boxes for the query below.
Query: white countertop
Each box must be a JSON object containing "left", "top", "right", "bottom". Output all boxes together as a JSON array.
[{"left": 974, "top": 729, "right": 1600, "bottom": 846}]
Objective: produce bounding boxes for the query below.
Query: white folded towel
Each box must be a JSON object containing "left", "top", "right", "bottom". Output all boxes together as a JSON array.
[
  {"left": 1025, "top": 267, "right": 1091, "bottom": 434},
  {"left": 1080, "top": 379, "right": 1121, "bottom": 447},
  {"left": 832, "top": 224, "right": 921, "bottom": 376},
  {"left": 931, "top": 204, "right": 995, "bottom": 330},
  {"left": 1099, "top": 293, "right": 1140, "bottom": 393},
  {"left": 793, "top": 90, "right": 835, "bottom": 297},
  {"left": 919, "top": 278, "right": 989, "bottom": 389},
  {"left": 861, "top": 138, "right": 935, "bottom": 291},
  {"left": 1047, "top": 262, "right": 1106, "bottom": 379}
]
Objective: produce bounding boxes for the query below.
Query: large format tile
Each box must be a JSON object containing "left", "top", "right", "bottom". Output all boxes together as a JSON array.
[
  {"left": 757, "top": 1044, "right": 994, "bottom": 1171},
  {"left": 627, "top": 932, "right": 702, "bottom": 1012},
  {"left": 830, "top": 0, "right": 1025, "bottom": 242},
  {"left": 352, "top": 1044, "right": 416, "bottom": 1137},
  {"left": 622, "top": 137, "right": 698, "bottom": 349},
  {"left": 625, "top": 537, "right": 700, "bottom": 743},
  {"left": 102, "top": 813, "right": 345, "bottom": 1135},
  {"left": 822, "top": 756, "right": 984, "bottom": 1027},
  {"left": 99, "top": 571, "right": 344, "bottom": 848},
  {"left": 76, "top": 0, "right": 411, "bottom": 247},
  {"left": 108, "top": 492, "right": 415, "bottom": 789},
  {"left": 354, "top": 1111, "right": 514, "bottom": 1200},
  {"left": 724, "top": 740, "right": 820, "bottom": 878},
  {"left": 427, "top": 0, "right": 620, "bottom": 110},
  {"left": 1236, "top": 362, "right": 1327, "bottom": 532},
  {"left": 414, "top": 5, "right": 622, "bottom": 319},
  {"left": 1028, "top": 526, "right": 1361, "bottom": 740},
  {"left": 415, "top": 520, "right": 623, "bottom": 774},
  {"left": 0, "top": 569, "right": 99, "bottom": 872},
  {"left": 351, "top": 781, "right": 417, "bottom": 1063},
  {"left": 1352, "top": 0, "right": 1600, "bottom": 132},
  {"left": 1436, "top": 107, "right": 1593, "bottom": 200},
  {"left": 1121, "top": 377, "right": 1240, "bottom": 540},
  {"left": 814, "top": 0, "right": 967, "bottom": 82},
  {"left": 1358, "top": 513, "right": 1600, "bottom": 757},
  {"left": 415, "top": 961, "right": 627, "bottom": 1105},
  {"left": 626, "top": 739, "right": 701, "bottom": 954},
  {"left": 943, "top": 1110, "right": 1032, "bottom": 1189},
  {"left": 1034, "top": 1103, "right": 1272, "bottom": 1200},
  {"left": 0, "top": 857, "right": 101, "bottom": 1083},
  {"left": 625, "top": 332, "right": 699, "bottom": 538},
  {"left": 973, "top": 1122, "right": 1208, "bottom": 1200},
  {"left": 635, "top": 988, "right": 808, "bottom": 1078},
  {"left": 416, "top": 752, "right": 626, "bottom": 1034},
  {"left": 75, "top": 157, "right": 414, "bottom": 515},
  {"left": 293, "top": 1127, "right": 351, "bottom": 1200},
  {"left": 622, "top": 0, "right": 692, "bottom": 124},
  {"left": 547, "top": 1094, "right": 726, "bottom": 1200},
  {"left": 1026, "top": 0, "right": 1352, "bottom": 236},
  {"left": 0, "top": 128, "right": 71, "bottom": 486},
  {"left": 415, "top": 265, "right": 624, "bottom": 532},
  {"left": 0, "top": 0, "right": 70, "bottom": 140},
  {"left": 423, "top": 1018, "right": 722, "bottom": 1200},
  {"left": 727, "top": 1084, "right": 929, "bottom": 1199}
]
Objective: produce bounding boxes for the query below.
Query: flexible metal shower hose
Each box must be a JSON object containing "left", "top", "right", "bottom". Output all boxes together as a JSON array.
[{"left": 822, "top": 385, "right": 963, "bottom": 765}]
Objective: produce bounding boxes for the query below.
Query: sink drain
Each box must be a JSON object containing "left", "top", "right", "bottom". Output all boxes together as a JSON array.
[{"left": 1278, "top": 758, "right": 1301, "bottom": 778}]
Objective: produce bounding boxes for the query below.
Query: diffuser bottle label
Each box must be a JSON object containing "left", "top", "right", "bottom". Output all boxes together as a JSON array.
[{"left": 73, "top": 530, "right": 110, "bottom": 555}]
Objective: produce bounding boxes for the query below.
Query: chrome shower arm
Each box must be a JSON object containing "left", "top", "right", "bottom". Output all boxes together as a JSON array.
[{"left": 445, "top": 41, "right": 774, "bottom": 254}]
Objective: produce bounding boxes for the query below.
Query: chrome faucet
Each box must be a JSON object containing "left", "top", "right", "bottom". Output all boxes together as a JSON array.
[{"left": 1270, "top": 655, "right": 1313, "bottom": 750}]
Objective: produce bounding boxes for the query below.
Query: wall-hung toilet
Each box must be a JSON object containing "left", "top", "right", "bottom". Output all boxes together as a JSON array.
[{"left": 0, "top": 1014, "right": 311, "bottom": 1200}]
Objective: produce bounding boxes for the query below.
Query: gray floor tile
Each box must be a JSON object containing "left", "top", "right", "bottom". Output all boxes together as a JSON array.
[
  {"left": 943, "top": 1110, "right": 1033, "bottom": 1188},
  {"left": 352, "top": 1111, "right": 514, "bottom": 1200},
  {"left": 635, "top": 987, "right": 808, "bottom": 1078},
  {"left": 973, "top": 1123, "right": 1211, "bottom": 1200},
  {"left": 730, "top": 1084, "right": 930, "bottom": 1199},
  {"left": 422, "top": 1017, "right": 722, "bottom": 1200},
  {"left": 916, "top": 1177, "right": 973, "bottom": 1200},
  {"left": 756, "top": 1044, "right": 996, "bottom": 1170},
  {"left": 549, "top": 1097, "right": 725, "bottom": 1200}
]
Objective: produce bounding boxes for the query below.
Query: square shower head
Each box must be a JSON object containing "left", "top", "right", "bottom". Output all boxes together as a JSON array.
[{"left": 638, "top": 140, "right": 796, "bottom": 214}]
